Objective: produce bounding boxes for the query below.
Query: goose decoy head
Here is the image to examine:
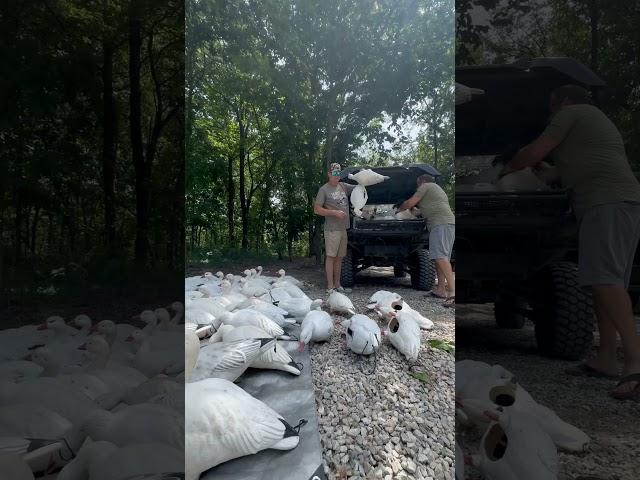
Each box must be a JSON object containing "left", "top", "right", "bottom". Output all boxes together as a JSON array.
[
  {"left": 155, "top": 308, "right": 171, "bottom": 323},
  {"left": 40, "top": 315, "right": 65, "bottom": 331},
  {"left": 216, "top": 271, "right": 224, "bottom": 279},
  {"left": 278, "top": 269, "right": 286, "bottom": 277},
  {"left": 139, "top": 310, "right": 157, "bottom": 325},
  {"left": 256, "top": 266, "right": 263, "bottom": 274},
  {"left": 202, "top": 272, "right": 213, "bottom": 279},
  {"left": 72, "top": 314, "right": 92, "bottom": 330},
  {"left": 243, "top": 269, "right": 251, "bottom": 277},
  {"left": 168, "top": 301, "right": 184, "bottom": 313}
]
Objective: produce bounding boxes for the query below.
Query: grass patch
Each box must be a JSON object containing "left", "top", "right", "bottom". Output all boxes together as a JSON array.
[
  {"left": 409, "top": 371, "right": 432, "bottom": 384},
  {"left": 428, "top": 339, "right": 455, "bottom": 354}
]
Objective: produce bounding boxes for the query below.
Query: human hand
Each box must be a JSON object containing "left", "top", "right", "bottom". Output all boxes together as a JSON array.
[{"left": 333, "top": 211, "right": 347, "bottom": 220}]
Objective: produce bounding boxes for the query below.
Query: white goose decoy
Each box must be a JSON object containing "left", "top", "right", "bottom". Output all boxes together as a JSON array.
[
  {"left": 185, "top": 307, "right": 220, "bottom": 329},
  {"left": 255, "top": 265, "right": 277, "bottom": 282},
  {"left": 186, "top": 297, "right": 228, "bottom": 320},
  {"left": 128, "top": 329, "right": 183, "bottom": 378},
  {"left": 0, "top": 402, "right": 73, "bottom": 439},
  {"left": 341, "top": 314, "right": 381, "bottom": 355},
  {"left": 299, "top": 310, "right": 333, "bottom": 351},
  {"left": 367, "top": 290, "right": 402, "bottom": 310},
  {"left": 71, "top": 314, "right": 93, "bottom": 336},
  {"left": 79, "top": 335, "right": 148, "bottom": 392},
  {"left": 384, "top": 311, "right": 421, "bottom": 361},
  {"left": 466, "top": 401, "right": 559, "bottom": 480},
  {"left": 218, "top": 309, "right": 284, "bottom": 337},
  {"left": 0, "top": 360, "right": 43, "bottom": 382},
  {"left": 496, "top": 168, "right": 549, "bottom": 192},
  {"left": 187, "top": 326, "right": 275, "bottom": 382},
  {"left": 168, "top": 301, "right": 185, "bottom": 326},
  {"left": 57, "top": 440, "right": 184, "bottom": 480},
  {"left": 78, "top": 404, "right": 184, "bottom": 450},
  {"left": 380, "top": 299, "right": 434, "bottom": 330},
  {"left": 245, "top": 299, "right": 294, "bottom": 326},
  {"left": 185, "top": 377, "right": 300, "bottom": 479},
  {"left": 275, "top": 269, "right": 303, "bottom": 287},
  {"left": 240, "top": 277, "right": 269, "bottom": 297},
  {"left": 270, "top": 283, "right": 308, "bottom": 299},
  {"left": 394, "top": 209, "right": 417, "bottom": 220},
  {"left": 347, "top": 168, "right": 390, "bottom": 187},
  {"left": 277, "top": 298, "right": 323, "bottom": 320},
  {"left": 258, "top": 287, "right": 293, "bottom": 305},
  {"left": 243, "top": 270, "right": 272, "bottom": 290},
  {"left": 26, "top": 347, "right": 111, "bottom": 401},
  {"left": 350, "top": 184, "right": 368, "bottom": 217},
  {"left": 457, "top": 373, "right": 590, "bottom": 452},
  {"left": 211, "top": 325, "right": 301, "bottom": 376},
  {"left": 327, "top": 290, "right": 356, "bottom": 316}
]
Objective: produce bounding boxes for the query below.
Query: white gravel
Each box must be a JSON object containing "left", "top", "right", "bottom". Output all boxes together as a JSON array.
[{"left": 272, "top": 261, "right": 456, "bottom": 480}]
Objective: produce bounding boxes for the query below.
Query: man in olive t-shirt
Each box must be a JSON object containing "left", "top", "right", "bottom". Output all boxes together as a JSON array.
[
  {"left": 397, "top": 174, "right": 455, "bottom": 307},
  {"left": 314, "top": 162, "right": 355, "bottom": 293},
  {"left": 503, "top": 84, "right": 640, "bottom": 400}
]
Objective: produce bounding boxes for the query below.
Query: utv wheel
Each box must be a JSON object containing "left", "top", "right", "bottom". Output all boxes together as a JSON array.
[
  {"left": 532, "top": 262, "right": 594, "bottom": 360},
  {"left": 341, "top": 249, "right": 355, "bottom": 288},
  {"left": 494, "top": 300, "right": 527, "bottom": 329},
  {"left": 394, "top": 261, "right": 406, "bottom": 278},
  {"left": 410, "top": 249, "right": 436, "bottom": 291}
]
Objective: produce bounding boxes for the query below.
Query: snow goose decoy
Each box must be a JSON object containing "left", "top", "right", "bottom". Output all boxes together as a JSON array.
[
  {"left": 278, "top": 298, "right": 323, "bottom": 320},
  {"left": 245, "top": 299, "right": 294, "bottom": 326},
  {"left": 350, "top": 184, "right": 368, "bottom": 217},
  {"left": 465, "top": 401, "right": 559, "bottom": 480},
  {"left": 327, "top": 290, "right": 356, "bottom": 316},
  {"left": 341, "top": 314, "right": 381, "bottom": 355},
  {"left": 299, "top": 310, "right": 333, "bottom": 351},
  {"left": 457, "top": 373, "right": 589, "bottom": 452},
  {"left": 380, "top": 299, "right": 434, "bottom": 330},
  {"left": 218, "top": 309, "right": 284, "bottom": 337},
  {"left": 275, "top": 269, "right": 303, "bottom": 287},
  {"left": 185, "top": 377, "right": 301, "bottom": 479},
  {"left": 211, "top": 325, "right": 302, "bottom": 375},
  {"left": 186, "top": 325, "right": 275, "bottom": 382},
  {"left": 347, "top": 168, "right": 390, "bottom": 186},
  {"left": 384, "top": 311, "right": 421, "bottom": 361}
]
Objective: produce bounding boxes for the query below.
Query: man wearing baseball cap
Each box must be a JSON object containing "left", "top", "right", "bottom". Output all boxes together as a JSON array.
[{"left": 314, "top": 163, "right": 355, "bottom": 293}]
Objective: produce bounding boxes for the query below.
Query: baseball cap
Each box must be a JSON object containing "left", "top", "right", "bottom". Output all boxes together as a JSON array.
[{"left": 330, "top": 163, "right": 341, "bottom": 176}]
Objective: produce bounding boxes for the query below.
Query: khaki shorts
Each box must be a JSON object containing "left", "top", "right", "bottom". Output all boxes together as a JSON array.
[
  {"left": 578, "top": 202, "right": 640, "bottom": 288},
  {"left": 325, "top": 230, "right": 348, "bottom": 258}
]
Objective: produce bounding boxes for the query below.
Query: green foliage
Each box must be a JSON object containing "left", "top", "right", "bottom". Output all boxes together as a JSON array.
[
  {"left": 186, "top": 0, "right": 455, "bottom": 259},
  {"left": 428, "top": 338, "right": 456, "bottom": 354}
]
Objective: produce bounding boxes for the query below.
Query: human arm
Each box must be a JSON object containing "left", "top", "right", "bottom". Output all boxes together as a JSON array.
[
  {"left": 314, "top": 203, "right": 346, "bottom": 219},
  {"left": 396, "top": 195, "right": 422, "bottom": 212},
  {"left": 500, "top": 108, "right": 575, "bottom": 177}
]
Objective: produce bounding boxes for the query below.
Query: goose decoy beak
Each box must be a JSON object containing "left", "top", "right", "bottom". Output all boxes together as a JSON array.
[
  {"left": 297, "top": 341, "right": 306, "bottom": 352},
  {"left": 37, "top": 323, "right": 47, "bottom": 330}
]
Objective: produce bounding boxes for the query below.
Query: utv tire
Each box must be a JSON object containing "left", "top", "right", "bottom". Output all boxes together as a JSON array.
[
  {"left": 341, "top": 249, "right": 355, "bottom": 288},
  {"left": 532, "top": 262, "right": 594, "bottom": 360},
  {"left": 494, "top": 300, "right": 527, "bottom": 329},
  {"left": 394, "top": 262, "right": 406, "bottom": 278},
  {"left": 410, "top": 249, "right": 436, "bottom": 291}
]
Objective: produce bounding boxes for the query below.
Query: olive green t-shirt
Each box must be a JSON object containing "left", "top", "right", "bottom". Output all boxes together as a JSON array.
[
  {"left": 315, "top": 182, "right": 356, "bottom": 231},
  {"left": 415, "top": 182, "right": 455, "bottom": 230},
  {"left": 542, "top": 104, "right": 640, "bottom": 220}
]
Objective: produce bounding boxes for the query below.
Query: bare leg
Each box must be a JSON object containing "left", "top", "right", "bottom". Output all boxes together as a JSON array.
[
  {"left": 325, "top": 256, "right": 336, "bottom": 290},
  {"left": 434, "top": 258, "right": 455, "bottom": 298},
  {"left": 432, "top": 261, "right": 447, "bottom": 297},
  {"left": 334, "top": 256, "right": 343, "bottom": 288},
  {"left": 587, "top": 286, "right": 620, "bottom": 375},
  {"left": 592, "top": 286, "right": 640, "bottom": 394}
]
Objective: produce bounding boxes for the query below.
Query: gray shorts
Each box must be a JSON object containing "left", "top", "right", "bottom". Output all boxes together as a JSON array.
[
  {"left": 428, "top": 224, "right": 455, "bottom": 260},
  {"left": 578, "top": 202, "right": 640, "bottom": 288}
]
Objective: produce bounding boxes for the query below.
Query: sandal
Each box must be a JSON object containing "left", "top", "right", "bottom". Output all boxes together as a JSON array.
[
  {"left": 610, "top": 373, "right": 640, "bottom": 400},
  {"left": 427, "top": 291, "right": 447, "bottom": 299},
  {"left": 565, "top": 363, "right": 619, "bottom": 379},
  {"left": 443, "top": 296, "right": 455, "bottom": 308}
]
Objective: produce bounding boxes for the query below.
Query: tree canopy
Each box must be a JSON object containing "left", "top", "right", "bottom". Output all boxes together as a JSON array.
[{"left": 186, "top": 0, "right": 454, "bottom": 263}]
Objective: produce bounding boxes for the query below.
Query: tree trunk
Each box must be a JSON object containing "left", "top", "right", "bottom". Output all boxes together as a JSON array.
[
  {"left": 101, "top": 12, "right": 117, "bottom": 253},
  {"left": 588, "top": 0, "right": 599, "bottom": 71},
  {"left": 227, "top": 154, "right": 235, "bottom": 245},
  {"left": 236, "top": 107, "right": 248, "bottom": 250},
  {"left": 312, "top": 220, "right": 323, "bottom": 265},
  {"left": 31, "top": 206, "right": 40, "bottom": 255},
  {"left": 128, "top": 0, "right": 148, "bottom": 265}
]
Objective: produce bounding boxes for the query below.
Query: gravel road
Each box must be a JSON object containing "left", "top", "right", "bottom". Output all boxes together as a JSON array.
[
  {"left": 195, "top": 258, "right": 456, "bottom": 480},
  {"left": 456, "top": 303, "right": 640, "bottom": 480}
]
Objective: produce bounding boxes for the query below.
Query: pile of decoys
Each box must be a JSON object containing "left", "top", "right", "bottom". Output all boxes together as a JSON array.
[
  {"left": 0, "top": 305, "right": 185, "bottom": 478},
  {"left": 183, "top": 266, "right": 438, "bottom": 477},
  {"left": 455, "top": 359, "right": 591, "bottom": 479}
]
